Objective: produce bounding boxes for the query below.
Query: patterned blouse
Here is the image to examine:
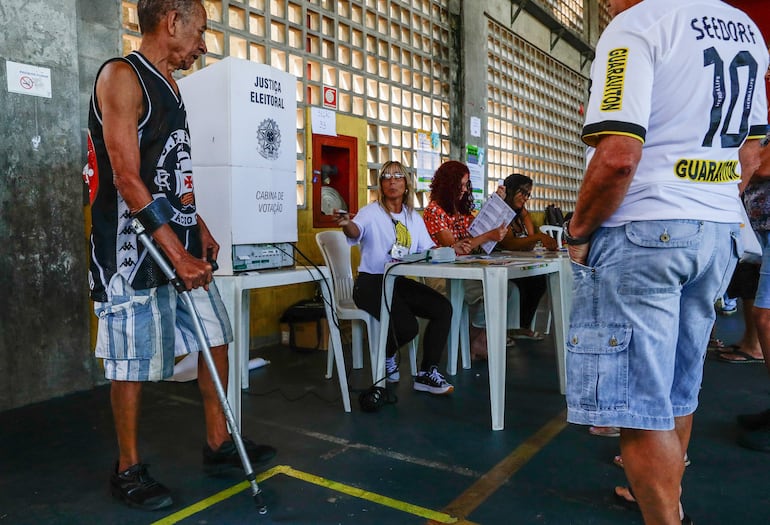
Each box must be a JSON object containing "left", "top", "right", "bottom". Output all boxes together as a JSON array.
[{"left": 423, "top": 200, "right": 473, "bottom": 245}]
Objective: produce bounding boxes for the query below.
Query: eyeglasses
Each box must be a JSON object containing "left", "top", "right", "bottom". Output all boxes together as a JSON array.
[
  {"left": 381, "top": 172, "right": 406, "bottom": 180},
  {"left": 518, "top": 188, "right": 532, "bottom": 199}
]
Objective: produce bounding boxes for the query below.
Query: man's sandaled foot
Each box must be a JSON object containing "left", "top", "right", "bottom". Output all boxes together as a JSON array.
[
  {"left": 707, "top": 338, "right": 725, "bottom": 350},
  {"left": 511, "top": 329, "right": 544, "bottom": 341},
  {"left": 614, "top": 486, "right": 693, "bottom": 523},
  {"left": 613, "top": 453, "right": 690, "bottom": 469},
  {"left": 589, "top": 425, "right": 620, "bottom": 437},
  {"left": 613, "top": 486, "right": 639, "bottom": 510},
  {"left": 717, "top": 349, "right": 764, "bottom": 364}
]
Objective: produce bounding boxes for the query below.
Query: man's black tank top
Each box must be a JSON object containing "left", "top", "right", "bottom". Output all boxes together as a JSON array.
[{"left": 86, "top": 51, "right": 202, "bottom": 302}]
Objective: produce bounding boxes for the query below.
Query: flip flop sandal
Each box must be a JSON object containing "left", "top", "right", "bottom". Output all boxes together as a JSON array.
[
  {"left": 707, "top": 338, "right": 725, "bottom": 350},
  {"left": 614, "top": 486, "right": 693, "bottom": 524},
  {"left": 512, "top": 331, "right": 544, "bottom": 341},
  {"left": 717, "top": 349, "right": 765, "bottom": 364},
  {"left": 713, "top": 343, "right": 740, "bottom": 354},
  {"left": 613, "top": 486, "right": 639, "bottom": 511},
  {"left": 613, "top": 453, "right": 690, "bottom": 469},
  {"left": 589, "top": 425, "right": 620, "bottom": 437}
]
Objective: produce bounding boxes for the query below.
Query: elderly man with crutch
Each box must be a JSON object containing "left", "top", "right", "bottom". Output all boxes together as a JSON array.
[{"left": 85, "top": 0, "right": 274, "bottom": 512}]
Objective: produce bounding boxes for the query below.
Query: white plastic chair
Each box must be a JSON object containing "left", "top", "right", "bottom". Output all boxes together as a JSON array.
[
  {"left": 315, "top": 231, "right": 417, "bottom": 383},
  {"left": 539, "top": 224, "right": 564, "bottom": 250}
]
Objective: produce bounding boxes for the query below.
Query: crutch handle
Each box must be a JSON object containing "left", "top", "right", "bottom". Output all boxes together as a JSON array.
[{"left": 131, "top": 219, "right": 218, "bottom": 292}]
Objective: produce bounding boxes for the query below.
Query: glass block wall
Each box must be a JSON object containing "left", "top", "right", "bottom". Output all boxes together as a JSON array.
[
  {"left": 486, "top": 18, "right": 588, "bottom": 213},
  {"left": 598, "top": 0, "right": 612, "bottom": 33},
  {"left": 120, "top": 0, "right": 451, "bottom": 209},
  {"left": 538, "top": 0, "right": 583, "bottom": 34}
]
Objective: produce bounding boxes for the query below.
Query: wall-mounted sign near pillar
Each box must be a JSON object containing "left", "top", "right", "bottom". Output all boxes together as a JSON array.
[{"left": 323, "top": 86, "right": 337, "bottom": 110}]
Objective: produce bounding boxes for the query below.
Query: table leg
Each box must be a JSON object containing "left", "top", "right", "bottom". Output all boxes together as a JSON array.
[
  {"left": 548, "top": 257, "right": 572, "bottom": 395},
  {"left": 483, "top": 267, "right": 508, "bottom": 431}
]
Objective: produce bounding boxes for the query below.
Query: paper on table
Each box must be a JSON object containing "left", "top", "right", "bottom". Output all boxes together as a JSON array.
[{"left": 468, "top": 193, "right": 516, "bottom": 254}]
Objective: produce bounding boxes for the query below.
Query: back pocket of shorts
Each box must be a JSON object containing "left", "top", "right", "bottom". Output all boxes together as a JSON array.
[
  {"left": 95, "top": 295, "right": 154, "bottom": 360},
  {"left": 566, "top": 323, "right": 631, "bottom": 411}
]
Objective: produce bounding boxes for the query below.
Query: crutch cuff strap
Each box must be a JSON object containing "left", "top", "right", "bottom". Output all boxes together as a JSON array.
[{"left": 132, "top": 198, "right": 175, "bottom": 233}]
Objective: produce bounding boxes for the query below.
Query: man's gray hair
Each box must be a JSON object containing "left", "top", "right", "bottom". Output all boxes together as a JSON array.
[{"left": 137, "top": 0, "right": 201, "bottom": 34}]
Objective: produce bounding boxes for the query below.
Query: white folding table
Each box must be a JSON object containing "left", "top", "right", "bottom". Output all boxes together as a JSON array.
[
  {"left": 376, "top": 252, "right": 572, "bottom": 430},
  {"left": 216, "top": 266, "right": 337, "bottom": 431}
]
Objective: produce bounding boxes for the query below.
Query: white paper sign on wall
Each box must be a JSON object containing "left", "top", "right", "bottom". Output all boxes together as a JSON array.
[
  {"left": 311, "top": 107, "right": 337, "bottom": 136},
  {"left": 6, "top": 60, "right": 52, "bottom": 98}
]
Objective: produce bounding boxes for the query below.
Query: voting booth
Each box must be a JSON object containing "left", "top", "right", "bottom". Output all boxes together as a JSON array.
[{"left": 179, "top": 57, "right": 298, "bottom": 274}]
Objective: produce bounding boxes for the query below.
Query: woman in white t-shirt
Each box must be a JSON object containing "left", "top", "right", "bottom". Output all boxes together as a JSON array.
[{"left": 335, "top": 161, "right": 456, "bottom": 395}]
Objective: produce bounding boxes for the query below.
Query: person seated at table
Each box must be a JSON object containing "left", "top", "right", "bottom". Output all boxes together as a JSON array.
[
  {"left": 334, "top": 160, "right": 457, "bottom": 395},
  {"left": 422, "top": 160, "right": 512, "bottom": 360},
  {"left": 497, "top": 173, "right": 557, "bottom": 340}
]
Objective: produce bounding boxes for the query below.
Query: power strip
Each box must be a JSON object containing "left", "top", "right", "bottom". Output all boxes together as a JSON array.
[
  {"left": 399, "top": 247, "right": 456, "bottom": 263},
  {"left": 428, "top": 246, "right": 456, "bottom": 263}
]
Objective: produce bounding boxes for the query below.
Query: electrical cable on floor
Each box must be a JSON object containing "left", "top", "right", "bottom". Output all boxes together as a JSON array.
[{"left": 267, "top": 244, "right": 430, "bottom": 411}]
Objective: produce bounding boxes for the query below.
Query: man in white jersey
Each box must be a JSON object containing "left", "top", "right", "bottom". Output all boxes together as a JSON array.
[{"left": 563, "top": 1, "right": 767, "bottom": 523}]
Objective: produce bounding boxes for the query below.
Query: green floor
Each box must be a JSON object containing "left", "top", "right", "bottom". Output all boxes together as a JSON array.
[{"left": 2, "top": 307, "right": 769, "bottom": 524}]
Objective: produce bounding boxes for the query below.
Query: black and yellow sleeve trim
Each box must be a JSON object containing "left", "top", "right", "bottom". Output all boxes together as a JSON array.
[{"left": 582, "top": 120, "right": 646, "bottom": 147}]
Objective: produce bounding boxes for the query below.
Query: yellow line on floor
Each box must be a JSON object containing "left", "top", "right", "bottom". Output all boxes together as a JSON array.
[
  {"left": 151, "top": 464, "right": 472, "bottom": 525},
  {"left": 279, "top": 465, "right": 463, "bottom": 523},
  {"left": 150, "top": 466, "right": 282, "bottom": 525},
  {"left": 433, "top": 409, "right": 568, "bottom": 524}
]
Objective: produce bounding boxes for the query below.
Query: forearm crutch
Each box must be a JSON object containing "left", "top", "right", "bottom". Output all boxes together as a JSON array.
[{"left": 132, "top": 218, "right": 267, "bottom": 516}]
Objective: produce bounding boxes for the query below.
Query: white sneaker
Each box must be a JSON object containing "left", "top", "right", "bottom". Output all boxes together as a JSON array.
[
  {"left": 385, "top": 355, "right": 399, "bottom": 383},
  {"left": 413, "top": 366, "right": 454, "bottom": 395}
]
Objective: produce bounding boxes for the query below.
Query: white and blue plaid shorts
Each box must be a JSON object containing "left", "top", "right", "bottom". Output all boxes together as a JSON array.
[{"left": 94, "top": 276, "right": 233, "bottom": 381}]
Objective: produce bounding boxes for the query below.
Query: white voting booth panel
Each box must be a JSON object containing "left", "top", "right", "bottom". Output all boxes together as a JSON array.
[
  {"left": 178, "top": 57, "right": 298, "bottom": 275},
  {"left": 193, "top": 166, "right": 296, "bottom": 274},
  {"left": 179, "top": 57, "right": 297, "bottom": 169}
]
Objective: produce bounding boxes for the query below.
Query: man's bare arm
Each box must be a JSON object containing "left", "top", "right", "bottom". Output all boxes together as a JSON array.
[{"left": 567, "top": 134, "right": 641, "bottom": 264}]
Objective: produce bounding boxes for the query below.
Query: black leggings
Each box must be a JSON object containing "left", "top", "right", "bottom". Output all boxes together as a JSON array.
[
  {"left": 512, "top": 275, "right": 547, "bottom": 327},
  {"left": 353, "top": 272, "right": 452, "bottom": 371}
]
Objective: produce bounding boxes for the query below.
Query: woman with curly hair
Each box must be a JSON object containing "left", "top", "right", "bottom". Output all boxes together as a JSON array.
[{"left": 423, "top": 160, "right": 510, "bottom": 359}]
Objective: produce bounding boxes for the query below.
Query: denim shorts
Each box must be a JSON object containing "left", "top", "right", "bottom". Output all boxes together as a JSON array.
[
  {"left": 94, "top": 276, "right": 233, "bottom": 381},
  {"left": 753, "top": 231, "right": 770, "bottom": 309},
  {"left": 566, "top": 220, "right": 739, "bottom": 431}
]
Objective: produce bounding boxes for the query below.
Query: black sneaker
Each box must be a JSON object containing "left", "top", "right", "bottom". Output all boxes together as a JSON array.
[
  {"left": 737, "top": 408, "right": 770, "bottom": 431},
  {"left": 413, "top": 366, "right": 454, "bottom": 395},
  {"left": 737, "top": 421, "right": 770, "bottom": 453},
  {"left": 203, "top": 437, "right": 276, "bottom": 475},
  {"left": 110, "top": 463, "right": 173, "bottom": 511}
]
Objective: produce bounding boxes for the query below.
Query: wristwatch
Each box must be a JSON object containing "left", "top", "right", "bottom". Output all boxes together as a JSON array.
[{"left": 563, "top": 219, "right": 591, "bottom": 246}]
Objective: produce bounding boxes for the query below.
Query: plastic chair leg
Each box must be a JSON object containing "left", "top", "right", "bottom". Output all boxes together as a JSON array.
[
  {"left": 325, "top": 334, "right": 334, "bottom": 379},
  {"left": 408, "top": 338, "right": 418, "bottom": 376},
  {"left": 351, "top": 320, "right": 364, "bottom": 369}
]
